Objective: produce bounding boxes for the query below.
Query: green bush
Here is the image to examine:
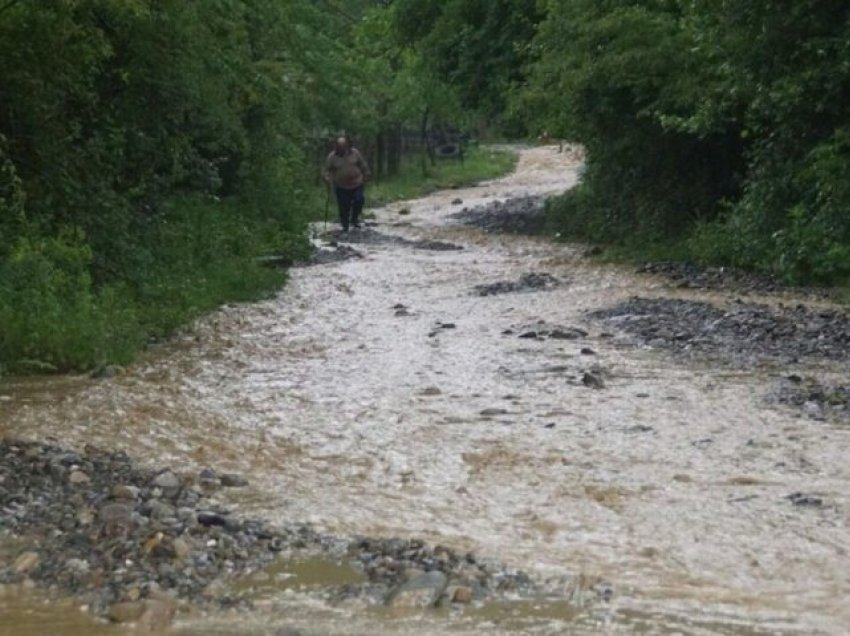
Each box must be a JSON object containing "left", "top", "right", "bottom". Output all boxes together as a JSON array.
[
  {"left": 525, "top": 1, "right": 850, "bottom": 286},
  {"left": 0, "top": 234, "right": 136, "bottom": 372}
]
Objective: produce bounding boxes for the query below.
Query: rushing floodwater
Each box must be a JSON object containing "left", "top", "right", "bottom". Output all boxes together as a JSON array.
[{"left": 2, "top": 147, "right": 849, "bottom": 635}]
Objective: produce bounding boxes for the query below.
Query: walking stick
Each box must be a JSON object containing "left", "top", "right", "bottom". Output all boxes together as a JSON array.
[{"left": 324, "top": 184, "right": 331, "bottom": 232}]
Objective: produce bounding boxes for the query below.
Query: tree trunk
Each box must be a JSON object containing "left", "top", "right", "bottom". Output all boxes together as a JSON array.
[
  {"left": 375, "top": 131, "right": 385, "bottom": 181},
  {"left": 419, "top": 107, "right": 430, "bottom": 177},
  {"left": 387, "top": 123, "right": 402, "bottom": 177}
]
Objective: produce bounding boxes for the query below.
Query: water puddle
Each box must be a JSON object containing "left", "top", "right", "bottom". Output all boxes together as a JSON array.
[
  {"left": 233, "top": 555, "right": 366, "bottom": 597},
  {"left": 0, "top": 588, "right": 117, "bottom": 636}
]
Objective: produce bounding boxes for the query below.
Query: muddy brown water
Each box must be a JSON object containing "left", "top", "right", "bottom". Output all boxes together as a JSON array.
[{"left": 2, "top": 147, "right": 850, "bottom": 634}]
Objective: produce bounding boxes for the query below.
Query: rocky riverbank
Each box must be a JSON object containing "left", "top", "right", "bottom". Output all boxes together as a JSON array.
[{"left": 0, "top": 439, "right": 549, "bottom": 630}]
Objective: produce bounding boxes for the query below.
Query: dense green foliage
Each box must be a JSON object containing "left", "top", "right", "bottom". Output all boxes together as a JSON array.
[
  {"left": 393, "top": 0, "right": 544, "bottom": 134},
  {"left": 0, "top": 0, "right": 356, "bottom": 371},
  {"left": 522, "top": 1, "right": 850, "bottom": 284}
]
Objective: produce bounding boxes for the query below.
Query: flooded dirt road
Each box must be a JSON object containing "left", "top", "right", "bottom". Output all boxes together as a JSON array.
[{"left": 2, "top": 147, "right": 850, "bottom": 634}]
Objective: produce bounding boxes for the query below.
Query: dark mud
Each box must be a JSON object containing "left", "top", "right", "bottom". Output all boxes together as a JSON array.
[
  {"left": 450, "top": 196, "right": 546, "bottom": 235},
  {"left": 502, "top": 320, "right": 588, "bottom": 341},
  {"left": 474, "top": 273, "right": 561, "bottom": 297},
  {"left": 591, "top": 297, "right": 850, "bottom": 366},
  {"left": 0, "top": 440, "right": 546, "bottom": 625},
  {"left": 295, "top": 243, "right": 365, "bottom": 267},
  {"left": 327, "top": 228, "right": 463, "bottom": 252},
  {"left": 776, "top": 376, "right": 850, "bottom": 423},
  {"left": 636, "top": 261, "right": 835, "bottom": 298}
]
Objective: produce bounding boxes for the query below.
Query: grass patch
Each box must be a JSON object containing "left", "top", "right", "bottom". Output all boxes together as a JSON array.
[
  {"left": 590, "top": 240, "right": 693, "bottom": 265},
  {"left": 0, "top": 196, "right": 305, "bottom": 375},
  {"left": 368, "top": 146, "right": 517, "bottom": 208}
]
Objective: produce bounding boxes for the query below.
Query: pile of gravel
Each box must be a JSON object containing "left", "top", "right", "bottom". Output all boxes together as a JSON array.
[
  {"left": 474, "top": 273, "right": 561, "bottom": 297},
  {"left": 591, "top": 297, "right": 850, "bottom": 365},
  {"left": 451, "top": 196, "right": 547, "bottom": 235},
  {"left": 776, "top": 376, "right": 850, "bottom": 422},
  {"left": 636, "top": 262, "right": 788, "bottom": 294}
]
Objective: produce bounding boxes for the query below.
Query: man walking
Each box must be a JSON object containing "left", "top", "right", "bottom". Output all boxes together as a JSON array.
[{"left": 323, "top": 136, "right": 371, "bottom": 232}]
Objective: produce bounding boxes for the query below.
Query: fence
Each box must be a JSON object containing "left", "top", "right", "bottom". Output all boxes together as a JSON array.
[{"left": 308, "top": 125, "right": 468, "bottom": 183}]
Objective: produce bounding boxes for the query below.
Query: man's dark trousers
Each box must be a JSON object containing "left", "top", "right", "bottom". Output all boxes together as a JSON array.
[{"left": 335, "top": 185, "right": 365, "bottom": 231}]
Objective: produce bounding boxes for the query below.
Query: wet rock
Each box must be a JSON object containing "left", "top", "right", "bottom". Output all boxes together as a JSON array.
[
  {"left": 451, "top": 586, "right": 474, "bottom": 604},
  {"left": 414, "top": 240, "right": 464, "bottom": 251},
  {"left": 145, "top": 499, "right": 176, "bottom": 520},
  {"left": 582, "top": 372, "right": 605, "bottom": 390},
  {"left": 68, "top": 470, "right": 90, "bottom": 485},
  {"left": 13, "top": 552, "right": 40, "bottom": 574},
  {"left": 386, "top": 571, "right": 448, "bottom": 609},
  {"left": 786, "top": 492, "right": 823, "bottom": 507},
  {"left": 452, "top": 198, "right": 463, "bottom": 205},
  {"left": 508, "top": 321, "right": 586, "bottom": 341},
  {"left": 172, "top": 538, "right": 192, "bottom": 561},
  {"left": 421, "top": 387, "right": 442, "bottom": 396},
  {"left": 776, "top": 376, "right": 850, "bottom": 423},
  {"left": 98, "top": 502, "right": 135, "bottom": 535},
  {"left": 450, "top": 196, "right": 546, "bottom": 235},
  {"left": 480, "top": 408, "right": 509, "bottom": 417},
  {"left": 549, "top": 328, "right": 588, "bottom": 340},
  {"left": 65, "top": 558, "right": 90, "bottom": 576},
  {"left": 152, "top": 470, "right": 180, "bottom": 491},
  {"left": 580, "top": 347, "right": 596, "bottom": 356},
  {"left": 108, "top": 601, "right": 146, "bottom": 623},
  {"left": 220, "top": 473, "right": 249, "bottom": 488},
  {"left": 428, "top": 322, "right": 458, "bottom": 338},
  {"left": 111, "top": 484, "right": 139, "bottom": 500},
  {"left": 198, "top": 468, "right": 220, "bottom": 489},
  {"left": 474, "top": 273, "right": 560, "bottom": 297},
  {"left": 197, "top": 511, "right": 229, "bottom": 527},
  {"left": 108, "top": 599, "right": 176, "bottom": 630}
]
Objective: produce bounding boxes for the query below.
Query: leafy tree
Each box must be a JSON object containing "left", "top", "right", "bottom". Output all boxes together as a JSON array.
[{"left": 393, "top": 0, "right": 544, "bottom": 132}]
